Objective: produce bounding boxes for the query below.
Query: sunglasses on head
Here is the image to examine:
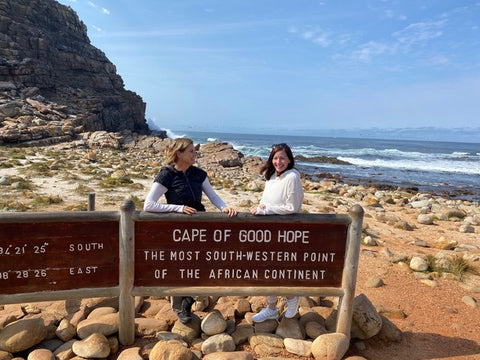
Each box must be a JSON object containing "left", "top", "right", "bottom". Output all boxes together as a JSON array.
[{"left": 272, "top": 143, "right": 288, "bottom": 149}]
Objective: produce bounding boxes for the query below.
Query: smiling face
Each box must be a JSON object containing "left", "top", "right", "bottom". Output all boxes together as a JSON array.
[
  {"left": 176, "top": 143, "right": 197, "bottom": 168},
  {"left": 272, "top": 149, "right": 291, "bottom": 175}
]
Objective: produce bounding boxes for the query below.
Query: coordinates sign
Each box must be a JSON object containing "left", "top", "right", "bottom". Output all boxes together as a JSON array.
[
  {"left": 0, "top": 221, "right": 119, "bottom": 295},
  {"left": 135, "top": 221, "right": 348, "bottom": 287}
]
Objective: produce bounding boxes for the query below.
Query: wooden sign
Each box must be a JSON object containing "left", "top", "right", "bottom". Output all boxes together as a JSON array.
[
  {"left": 134, "top": 220, "right": 348, "bottom": 287},
  {"left": 0, "top": 221, "right": 119, "bottom": 295}
]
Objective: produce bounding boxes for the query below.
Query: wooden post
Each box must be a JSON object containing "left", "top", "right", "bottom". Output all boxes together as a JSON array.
[
  {"left": 88, "top": 192, "right": 95, "bottom": 211},
  {"left": 336, "top": 204, "right": 364, "bottom": 337},
  {"left": 118, "top": 199, "right": 136, "bottom": 345}
]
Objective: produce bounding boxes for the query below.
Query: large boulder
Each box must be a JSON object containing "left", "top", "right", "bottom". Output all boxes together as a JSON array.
[{"left": 0, "top": 0, "right": 149, "bottom": 146}]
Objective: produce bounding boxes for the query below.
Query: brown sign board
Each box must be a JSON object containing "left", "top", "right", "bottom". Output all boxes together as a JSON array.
[
  {"left": 0, "top": 221, "right": 119, "bottom": 295},
  {"left": 134, "top": 220, "right": 348, "bottom": 287}
]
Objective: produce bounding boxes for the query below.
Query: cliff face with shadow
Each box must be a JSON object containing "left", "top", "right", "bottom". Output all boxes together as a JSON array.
[{"left": 0, "top": 0, "right": 150, "bottom": 145}]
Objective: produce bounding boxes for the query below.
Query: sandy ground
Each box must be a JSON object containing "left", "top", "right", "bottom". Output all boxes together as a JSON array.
[{"left": 1, "top": 146, "right": 479, "bottom": 360}]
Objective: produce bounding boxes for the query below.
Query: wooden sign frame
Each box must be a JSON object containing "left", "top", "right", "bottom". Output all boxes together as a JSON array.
[
  {"left": 0, "top": 211, "right": 120, "bottom": 304},
  {"left": 0, "top": 201, "right": 363, "bottom": 347}
]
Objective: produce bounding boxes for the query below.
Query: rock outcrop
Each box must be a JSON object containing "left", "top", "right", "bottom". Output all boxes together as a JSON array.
[{"left": 0, "top": 0, "right": 149, "bottom": 145}]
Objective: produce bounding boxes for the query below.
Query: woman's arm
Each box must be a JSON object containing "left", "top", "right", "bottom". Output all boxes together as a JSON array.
[
  {"left": 143, "top": 182, "right": 184, "bottom": 213},
  {"left": 202, "top": 178, "right": 227, "bottom": 210},
  {"left": 202, "top": 178, "right": 237, "bottom": 216}
]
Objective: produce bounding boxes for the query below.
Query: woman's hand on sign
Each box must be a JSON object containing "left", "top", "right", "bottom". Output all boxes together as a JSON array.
[
  {"left": 222, "top": 207, "right": 238, "bottom": 217},
  {"left": 182, "top": 206, "right": 197, "bottom": 215}
]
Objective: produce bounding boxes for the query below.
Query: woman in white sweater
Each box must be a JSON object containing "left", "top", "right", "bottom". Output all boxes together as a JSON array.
[{"left": 250, "top": 143, "right": 304, "bottom": 322}]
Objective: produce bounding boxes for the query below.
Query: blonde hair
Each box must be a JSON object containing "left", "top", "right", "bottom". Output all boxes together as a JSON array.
[{"left": 165, "top": 138, "right": 194, "bottom": 165}]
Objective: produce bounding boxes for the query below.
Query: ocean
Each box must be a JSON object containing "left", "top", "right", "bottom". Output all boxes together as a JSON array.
[{"left": 165, "top": 130, "right": 480, "bottom": 201}]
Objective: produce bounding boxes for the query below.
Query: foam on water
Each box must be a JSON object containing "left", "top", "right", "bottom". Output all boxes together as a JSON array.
[{"left": 180, "top": 130, "right": 480, "bottom": 199}]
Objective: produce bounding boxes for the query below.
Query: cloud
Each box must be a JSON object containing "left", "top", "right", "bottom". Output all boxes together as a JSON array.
[
  {"left": 353, "top": 41, "right": 395, "bottom": 62},
  {"left": 290, "top": 26, "right": 342, "bottom": 48},
  {"left": 86, "top": 1, "right": 109, "bottom": 15},
  {"left": 392, "top": 20, "right": 446, "bottom": 48}
]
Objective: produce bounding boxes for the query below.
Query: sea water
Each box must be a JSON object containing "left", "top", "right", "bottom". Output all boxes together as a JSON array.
[{"left": 165, "top": 130, "right": 480, "bottom": 201}]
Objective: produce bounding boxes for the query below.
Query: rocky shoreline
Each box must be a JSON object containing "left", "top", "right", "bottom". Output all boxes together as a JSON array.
[{"left": 1, "top": 131, "right": 480, "bottom": 360}]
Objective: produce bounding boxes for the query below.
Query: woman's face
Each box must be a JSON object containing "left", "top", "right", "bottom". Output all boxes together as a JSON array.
[
  {"left": 272, "top": 149, "right": 290, "bottom": 174},
  {"left": 176, "top": 143, "right": 197, "bottom": 167}
]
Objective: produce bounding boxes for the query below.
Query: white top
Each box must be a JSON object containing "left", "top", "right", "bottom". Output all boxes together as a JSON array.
[
  {"left": 143, "top": 178, "right": 227, "bottom": 213},
  {"left": 256, "top": 168, "right": 304, "bottom": 215}
]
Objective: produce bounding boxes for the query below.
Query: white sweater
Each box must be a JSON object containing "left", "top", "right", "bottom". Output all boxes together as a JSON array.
[{"left": 256, "top": 168, "right": 304, "bottom": 215}]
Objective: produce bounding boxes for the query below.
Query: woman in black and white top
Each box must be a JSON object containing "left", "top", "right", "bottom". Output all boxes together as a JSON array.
[{"left": 144, "top": 137, "right": 237, "bottom": 323}]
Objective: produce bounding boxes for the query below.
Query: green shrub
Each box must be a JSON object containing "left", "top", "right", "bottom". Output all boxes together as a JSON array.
[
  {"left": 100, "top": 177, "right": 133, "bottom": 188},
  {"left": 30, "top": 195, "right": 63, "bottom": 208}
]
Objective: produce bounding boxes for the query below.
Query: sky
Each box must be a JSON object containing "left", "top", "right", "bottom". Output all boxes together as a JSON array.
[{"left": 56, "top": 0, "right": 480, "bottom": 138}]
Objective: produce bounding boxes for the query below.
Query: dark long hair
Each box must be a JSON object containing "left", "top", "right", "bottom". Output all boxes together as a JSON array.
[{"left": 260, "top": 143, "right": 295, "bottom": 180}]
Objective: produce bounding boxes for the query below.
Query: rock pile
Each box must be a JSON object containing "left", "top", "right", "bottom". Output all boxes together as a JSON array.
[{"left": 0, "top": 293, "right": 400, "bottom": 360}]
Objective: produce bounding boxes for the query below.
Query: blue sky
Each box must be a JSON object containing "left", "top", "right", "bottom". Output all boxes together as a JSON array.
[{"left": 57, "top": 0, "right": 480, "bottom": 137}]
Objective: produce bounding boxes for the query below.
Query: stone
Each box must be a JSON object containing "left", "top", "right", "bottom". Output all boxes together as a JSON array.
[
  {"left": 305, "top": 321, "right": 328, "bottom": 339},
  {"left": 350, "top": 294, "right": 382, "bottom": 340},
  {"left": 201, "top": 311, "right": 227, "bottom": 336},
  {"left": 72, "top": 333, "right": 110, "bottom": 358},
  {"left": 299, "top": 311, "right": 325, "bottom": 328},
  {"left": 431, "top": 236, "right": 458, "bottom": 250},
  {"left": 198, "top": 142, "right": 243, "bottom": 168},
  {"left": 365, "top": 276, "right": 385, "bottom": 288},
  {"left": 156, "top": 332, "right": 188, "bottom": 346},
  {"left": 201, "top": 334, "right": 236, "bottom": 355},
  {"left": 140, "top": 299, "right": 170, "bottom": 317},
  {"left": 363, "top": 236, "right": 377, "bottom": 246},
  {"left": 284, "top": 338, "right": 312, "bottom": 357},
  {"left": 171, "top": 315, "right": 202, "bottom": 343},
  {"left": 0, "top": 350, "right": 12, "bottom": 360},
  {"left": 55, "top": 319, "right": 76, "bottom": 342},
  {"left": 0, "top": 305, "right": 24, "bottom": 330},
  {"left": 376, "top": 315, "right": 402, "bottom": 342},
  {"left": 417, "top": 214, "right": 434, "bottom": 225},
  {"left": 311, "top": 333, "right": 349, "bottom": 360},
  {"left": 53, "top": 339, "right": 76, "bottom": 360},
  {"left": 248, "top": 334, "right": 284, "bottom": 357},
  {"left": 234, "top": 299, "right": 251, "bottom": 316},
  {"left": 231, "top": 324, "right": 254, "bottom": 345},
  {"left": 409, "top": 256, "right": 429, "bottom": 272},
  {"left": 202, "top": 352, "right": 254, "bottom": 360},
  {"left": 36, "top": 339, "right": 63, "bottom": 353},
  {"left": 87, "top": 307, "right": 116, "bottom": 319},
  {"left": 107, "top": 335, "right": 119, "bottom": 354},
  {"left": 134, "top": 317, "right": 169, "bottom": 336},
  {"left": 276, "top": 317, "right": 305, "bottom": 339},
  {"left": 442, "top": 209, "right": 467, "bottom": 219},
  {"left": 459, "top": 224, "right": 475, "bottom": 233},
  {"left": 149, "top": 340, "right": 192, "bottom": 360},
  {"left": 213, "top": 302, "right": 236, "bottom": 322},
  {"left": 26, "top": 349, "right": 54, "bottom": 360},
  {"left": 117, "top": 347, "right": 143, "bottom": 360},
  {"left": 76, "top": 313, "right": 119, "bottom": 339},
  {"left": 0, "top": 318, "right": 47, "bottom": 353},
  {"left": 462, "top": 295, "right": 478, "bottom": 308},
  {"left": 253, "top": 319, "right": 278, "bottom": 334},
  {"left": 155, "top": 302, "right": 179, "bottom": 326}
]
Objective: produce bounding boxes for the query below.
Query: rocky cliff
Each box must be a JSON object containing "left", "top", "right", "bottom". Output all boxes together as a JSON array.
[{"left": 0, "top": 0, "right": 150, "bottom": 145}]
